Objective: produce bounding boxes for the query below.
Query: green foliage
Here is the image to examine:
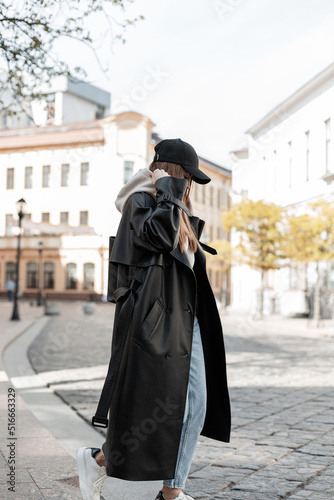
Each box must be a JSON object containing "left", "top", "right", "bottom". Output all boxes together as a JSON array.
[
  {"left": 0, "top": 0, "right": 143, "bottom": 114},
  {"left": 221, "top": 198, "right": 287, "bottom": 271},
  {"left": 221, "top": 198, "right": 334, "bottom": 270},
  {"left": 207, "top": 238, "right": 232, "bottom": 272},
  {"left": 221, "top": 197, "right": 334, "bottom": 323},
  {"left": 285, "top": 200, "right": 334, "bottom": 263}
]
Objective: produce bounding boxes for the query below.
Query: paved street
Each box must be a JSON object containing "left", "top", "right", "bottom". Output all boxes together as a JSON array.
[{"left": 24, "top": 302, "right": 334, "bottom": 499}]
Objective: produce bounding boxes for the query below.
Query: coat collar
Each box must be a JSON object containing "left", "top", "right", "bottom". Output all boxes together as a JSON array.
[
  {"left": 190, "top": 215, "right": 205, "bottom": 240},
  {"left": 190, "top": 216, "right": 217, "bottom": 255}
]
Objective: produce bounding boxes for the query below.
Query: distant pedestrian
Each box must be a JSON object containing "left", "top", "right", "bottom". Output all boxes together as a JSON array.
[
  {"left": 77, "top": 139, "right": 231, "bottom": 500},
  {"left": 6, "top": 278, "right": 15, "bottom": 301}
]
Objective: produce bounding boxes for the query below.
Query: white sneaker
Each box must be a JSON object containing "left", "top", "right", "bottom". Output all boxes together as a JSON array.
[
  {"left": 155, "top": 491, "right": 194, "bottom": 500},
  {"left": 77, "top": 447, "right": 107, "bottom": 500}
]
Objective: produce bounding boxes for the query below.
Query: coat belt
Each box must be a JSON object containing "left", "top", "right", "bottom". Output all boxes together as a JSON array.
[{"left": 92, "top": 278, "right": 142, "bottom": 428}]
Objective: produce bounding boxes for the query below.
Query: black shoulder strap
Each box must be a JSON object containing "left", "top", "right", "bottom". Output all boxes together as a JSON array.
[{"left": 156, "top": 192, "right": 192, "bottom": 217}]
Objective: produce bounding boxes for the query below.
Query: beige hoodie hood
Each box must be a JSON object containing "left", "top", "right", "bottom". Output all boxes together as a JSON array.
[{"left": 115, "top": 168, "right": 156, "bottom": 214}]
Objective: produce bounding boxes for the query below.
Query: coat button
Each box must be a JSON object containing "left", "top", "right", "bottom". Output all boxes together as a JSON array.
[
  {"left": 165, "top": 352, "right": 171, "bottom": 360},
  {"left": 184, "top": 353, "right": 189, "bottom": 358},
  {"left": 166, "top": 308, "right": 172, "bottom": 314}
]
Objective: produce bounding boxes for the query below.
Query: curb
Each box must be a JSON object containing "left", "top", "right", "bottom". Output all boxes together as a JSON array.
[{"left": 3, "top": 316, "right": 105, "bottom": 458}]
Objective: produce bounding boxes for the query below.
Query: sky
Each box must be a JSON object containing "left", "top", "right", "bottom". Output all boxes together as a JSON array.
[{"left": 55, "top": 0, "right": 334, "bottom": 166}]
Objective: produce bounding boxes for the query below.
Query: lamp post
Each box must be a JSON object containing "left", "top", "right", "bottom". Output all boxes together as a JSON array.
[
  {"left": 11, "top": 198, "right": 26, "bottom": 321},
  {"left": 37, "top": 241, "right": 43, "bottom": 306}
]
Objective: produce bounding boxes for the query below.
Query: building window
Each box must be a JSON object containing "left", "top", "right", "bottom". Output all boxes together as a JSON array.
[
  {"left": 24, "top": 166, "right": 33, "bottom": 188},
  {"left": 26, "top": 262, "right": 38, "bottom": 288},
  {"left": 42, "top": 165, "right": 51, "bottom": 188},
  {"left": 304, "top": 131, "right": 310, "bottom": 182},
  {"left": 60, "top": 212, "right": 69, "bottom": 224},
  {"left": 44, "top": 262, "right": 54, "bottom": 289},
  {"left": 80, "top": 162, "right": 89, "bottom": 186},
  {"left": 202, "top": 185, "right": 206, "bottom": 204},
  {"left": 6, "top": 262, "right": 16, "bottom": 282},
  {"left": 124, "top": 161, "right": 134, "bottom": 184},
  {"left": 1, "top": 113, "right": 7, "bottom": 128},
  {"left": 208, "top": 268, "right": 213, "bottom": 284},
  {"left": 209, "top": 225, "right": 214, "bottom": 242},
  {"left": 66, "top": 263, "right": 77, "bottom": 289},
  {"left": 42, "top": 212, "right": 50, "bottom": 223},
  {"left": 95, "top": 105, "right": 105, "bottom": 119},
  {"left": 80, "top": 211, "right": 88, "bottom": 226},
  {"left": 325, "top": 118, "right": 331, "bottom": 173},
  {"left": 83, "top": 263, "right": 95, "bottom": 290},
  {"left": 46, "top": 97, "right": 55, "bottom": 123},
  {"left": 61, "top": 164, "right": 69, "bottom": 186},
  {"left": 6, "top": 168, "right": 14, "bottom": 189},
  {"left": 209, "top": 186, "right": 214, "bottom": 207},
  {"left": 273, "top": 150, "right": 277, "bottom": 192},
  {"left": 217, "top": 188, "right": 221, "bottom": 209},
  {"left": 25, "top": 213, "right": 32, "bottom": 221},
  {"left": 262, "top": 156, "right": 267, "bottom": 196},
  {"left": 288, "top": 141, "right": 292, "bottom": 188},
  {"left": 194, "top": 183, "right": 198, "bottom": 203},
  {"left": 5, "top": 214, "right": 13, "bottom": 236}
]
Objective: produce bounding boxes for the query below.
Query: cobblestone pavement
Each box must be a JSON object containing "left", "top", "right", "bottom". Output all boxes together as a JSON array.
[{"left": 28, "top": 303, "right": 334, "bottom": 499}]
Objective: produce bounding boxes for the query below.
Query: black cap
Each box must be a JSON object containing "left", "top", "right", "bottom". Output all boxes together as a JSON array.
[{"left": 153, "top": 138, "right": 211, "bottom": 184}]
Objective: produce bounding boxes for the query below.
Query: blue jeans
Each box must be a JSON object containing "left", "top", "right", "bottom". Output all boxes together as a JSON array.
[{"left": 163, "top": 316, "right": 207, "bottom": 489}]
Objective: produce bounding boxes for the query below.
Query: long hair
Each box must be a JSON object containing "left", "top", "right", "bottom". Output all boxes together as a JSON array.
[{"left": 149, "top": 161, "right": 197, "bottom": 253}]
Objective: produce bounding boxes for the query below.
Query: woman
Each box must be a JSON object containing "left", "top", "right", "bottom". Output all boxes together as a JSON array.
[{"left": 77, "top": 138, "right": 231, "bottom": 500}]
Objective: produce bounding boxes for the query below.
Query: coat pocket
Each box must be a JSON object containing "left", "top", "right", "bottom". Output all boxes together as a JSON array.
[{"left": 133, "top": 298, "right": 164, "bottom": 348}]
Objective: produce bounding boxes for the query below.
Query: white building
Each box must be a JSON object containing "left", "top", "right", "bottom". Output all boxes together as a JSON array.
[
  {"left": 230, "top": 62, "right": 334, "bottom": 315},
  {"left": 0, "top": 110, "right": 155, "bottom": 299},
  {"left": 1, "top": 76, "right": 111, "bottom": 129}
]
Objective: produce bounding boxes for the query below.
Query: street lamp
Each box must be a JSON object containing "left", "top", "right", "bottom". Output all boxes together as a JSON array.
[
  {"left": 11, "top": 198, "right": 26, "bottom": 321},
  {"left": 37, "top": 241, "right": 43, "bottom": 306}
]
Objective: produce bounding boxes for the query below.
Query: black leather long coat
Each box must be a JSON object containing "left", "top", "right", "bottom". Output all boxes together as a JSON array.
[{"left": 101, "top": 176, "right": 231, "bottom": 481}]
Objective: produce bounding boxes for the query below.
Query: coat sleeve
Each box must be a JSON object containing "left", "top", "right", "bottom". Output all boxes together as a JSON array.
[{"left": 125, "top": 176, "right": 188, "bottom": 253}]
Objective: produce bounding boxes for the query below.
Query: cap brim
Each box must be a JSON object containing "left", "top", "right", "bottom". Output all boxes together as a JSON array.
[
  {"left": 183, "top": 166, "right": 211, "bottom": 184},
  {"left": 193, "top": 172, "right": 211, "bottom": 184}
]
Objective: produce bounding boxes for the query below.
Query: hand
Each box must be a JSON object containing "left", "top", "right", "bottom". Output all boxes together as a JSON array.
[{"left": 150, "top": 169, "right": 170, "bottom": 185}]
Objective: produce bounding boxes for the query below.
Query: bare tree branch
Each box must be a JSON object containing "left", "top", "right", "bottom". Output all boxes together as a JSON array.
[{"left": 0, "top": 0, "right": 143, "bottom": 117}]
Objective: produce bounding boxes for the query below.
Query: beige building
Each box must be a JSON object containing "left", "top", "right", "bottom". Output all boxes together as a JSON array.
[
  {"left": 1, "top": 110, "right": 231, "bottom": 302},
  {"left": 193, "top": 158, "right": 232, "bottom": 303}
]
